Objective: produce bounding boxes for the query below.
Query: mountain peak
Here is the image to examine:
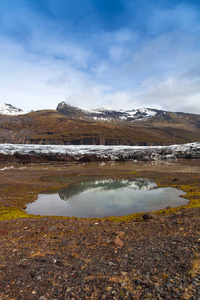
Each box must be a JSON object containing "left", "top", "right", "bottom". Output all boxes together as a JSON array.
[
  {"left": 0, "top": 103, "right": 24, "bottom": 116},
  {"left": 56, "top": 101, "right": 158, "bottom": 122}
]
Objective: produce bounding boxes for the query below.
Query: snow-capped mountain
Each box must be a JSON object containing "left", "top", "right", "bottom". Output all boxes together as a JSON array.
[
  {"left": 57, "top": 101, "right": 158, "bottom": 122},
  {"left": 0, "top": 101, "right": 199, "bottom": 146},
  {"left": 0, "top": 103, "right": 24, "bottom": 116}
]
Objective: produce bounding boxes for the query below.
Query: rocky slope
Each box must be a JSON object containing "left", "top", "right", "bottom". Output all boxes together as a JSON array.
[{"left": 0, "top": 102, "right": 199, "bottom": 145}]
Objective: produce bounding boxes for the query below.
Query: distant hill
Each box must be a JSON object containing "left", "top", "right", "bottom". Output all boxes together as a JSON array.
[{"left": 0, "top": 101, "right": 199, "bottom": 145}]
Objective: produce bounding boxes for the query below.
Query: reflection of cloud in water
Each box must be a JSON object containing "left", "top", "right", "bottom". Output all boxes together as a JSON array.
[
  {"left": 59, "top": 178, "right": 157, "bottom": 201},
  {"left": 26, "top": 178, "right": 187, "bottom": 218}
]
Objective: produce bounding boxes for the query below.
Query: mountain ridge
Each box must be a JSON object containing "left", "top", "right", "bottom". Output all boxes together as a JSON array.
[
  {"left": 0, "top": 102, "right": 199, "bottom": 146},
  {"left": 1, "top": 101, "right": 200, "bottom": 124},
  {"left": 56, "top": 102, "right": 200, "bottom": 129},
  {"left": 57, "top": 101, "right": 164, "bottom": 123}
]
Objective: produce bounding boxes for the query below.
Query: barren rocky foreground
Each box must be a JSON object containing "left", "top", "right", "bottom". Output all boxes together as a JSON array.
[{"left": 0, "top": 160, "right": 200, "bottom": 299}]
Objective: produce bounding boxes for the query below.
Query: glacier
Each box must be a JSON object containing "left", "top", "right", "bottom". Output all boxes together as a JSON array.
[{"left": 0, "top": 142, "right": 199, "bottom": 161}]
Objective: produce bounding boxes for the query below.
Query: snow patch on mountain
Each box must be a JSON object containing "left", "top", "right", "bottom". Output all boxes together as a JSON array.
[
  {"left": 0, "top": 103, "right": 24, "bottom": 115},
  {"left": 57, "top": 101, "right": 157, "bottom": 122},
  {"left": 83, "top": 107, "right": 157, "bottom": 121}
]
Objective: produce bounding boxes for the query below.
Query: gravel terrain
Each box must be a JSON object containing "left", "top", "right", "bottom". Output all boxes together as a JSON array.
[
  {"left": 0, "top": 160, "right": 200, "bottom": 299},
  {"left": 1, "top": 209, "right": 200, "bottom": 299}
]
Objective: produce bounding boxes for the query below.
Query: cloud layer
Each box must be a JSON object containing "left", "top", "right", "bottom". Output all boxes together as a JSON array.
[{"left": 0, "top": 0, "right": 200, "bottom": 113}]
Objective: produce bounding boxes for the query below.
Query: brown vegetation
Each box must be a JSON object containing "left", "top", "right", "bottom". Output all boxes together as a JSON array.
[{"left": 0, "top": 109, "right": 199, "bottom": 145}]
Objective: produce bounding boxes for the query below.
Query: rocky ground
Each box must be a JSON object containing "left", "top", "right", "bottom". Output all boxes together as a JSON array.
[{"left": 0, "top": 160, "right": 200, "bottom": 299}]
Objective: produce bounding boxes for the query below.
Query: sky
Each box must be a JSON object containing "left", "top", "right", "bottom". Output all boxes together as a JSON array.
[{"left": 0, "top": 0, "right": 200, "bottom": 114}]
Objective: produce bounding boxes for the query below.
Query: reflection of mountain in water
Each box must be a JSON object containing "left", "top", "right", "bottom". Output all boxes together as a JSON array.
[{"left": 59, "top": 178, "right": 157, "bottom": 201}]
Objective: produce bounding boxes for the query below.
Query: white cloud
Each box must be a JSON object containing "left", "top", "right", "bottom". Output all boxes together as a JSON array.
[
  {"left": 134, "top": 76, "right": 200, "bottom": 113},
  {"left": 0, "top": 2, "right": 200, "bottom": 115},
  {"left": 0, "top": 36, "right": 98, "bottom": 111}
]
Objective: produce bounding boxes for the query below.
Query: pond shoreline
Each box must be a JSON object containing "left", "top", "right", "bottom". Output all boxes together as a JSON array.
[{"left": 26, "top": 179, "right": 187, "bottom": 218}]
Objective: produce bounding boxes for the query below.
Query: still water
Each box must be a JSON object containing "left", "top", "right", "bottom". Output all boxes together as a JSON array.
[{"left": 26, "top": 178, "right": 187, "bottom": 218}]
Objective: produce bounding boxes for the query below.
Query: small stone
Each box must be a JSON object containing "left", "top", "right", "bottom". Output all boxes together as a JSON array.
[
  {"left": 55, "top": 260, "right": 64, "bottom": 266},
  {"left": 192, "top": 280, "right": 198, "bottom": 286},
  {"left": 46, "top": 226, "right": 56, "bottom": 232},
  {"left": 143, "top": 212, "right": 157, "bottom": 220},
  {"left": 154, "top": 283, "right": 160, "bottom": 291},
  {"left": 178, "top": 285, "right": 183, "bottom": 290},
  {"left": 109, "top": 238, "right": 124, "bottom": 248},
  {"left": 121, "top": 282, "right": 126, "bottom": 287},
  {"left": 188, "top": 285, "right": 194, "bottom": 291},
  {"left": 121, "top": 271, "right": 128, "bottom": 277},
  {"left": 114, "top": 231, "right": 125, "bottom": 237},
  {"left": 37, "top": 276, "right": 42, "bottom": 280},
  {"left": 135, "top": 279, "right": 143, "bottom": 285},
  {"left": 145, "top": 293, "right": 152, "bottom": 298},
  {"left": 0, "top": 292, "right": 6, "bottom": 297},
  {"left": 111, "top": 290, "right": 116, "bottom": 295},
  {"left": 142, "top": 280, "right": 152, "bottom": 288},
  {"left": 70, "top": 252, "right": 79, "bottom": 259},
  {"left": 0, "top": 229, "right": 8, "bottom": 236},
  {"left": 71, "top": 271, "right": 77, "bottom": 278},
  {"left": 108, "top": 261, "right": 115, "bottom": 266},
  {"left": 165, "top": 282, "right": 173, "bottom": 289}
]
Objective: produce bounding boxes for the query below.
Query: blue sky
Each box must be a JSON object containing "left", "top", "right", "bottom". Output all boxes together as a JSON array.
[{"left": 0, "top": 0, "right": 200, "bottom": 113}]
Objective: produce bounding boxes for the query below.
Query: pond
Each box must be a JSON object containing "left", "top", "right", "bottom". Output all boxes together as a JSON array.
[{"left": 26, "top": 178, "right": 188, "bottom": 218}]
